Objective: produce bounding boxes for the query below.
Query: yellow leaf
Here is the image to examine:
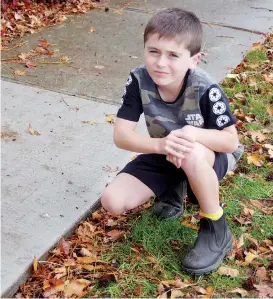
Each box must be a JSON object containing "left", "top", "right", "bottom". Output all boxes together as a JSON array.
[
  {"left": 33, "top": 256, "right": 38, "bottom": 272},
  {"left": 64, "top": 279, "right": 90, "bottom": 297},
  {"left": 180, "top": 220, "right": 199, "bottom": 230},
  {"left": 28, "top": 123, "right": 41, "bottom": 136},
  {"left": 105, "top": 114, "right": 116, "bottom": 125},
  {"left": 43, "top": 280, "right": 65, "bottom": 297},
  {"left": 244, "top": 251, "right": 258, "bottom": 264},
  {"left": 249, "top": 42, "right": 263, "bottom": 52},
  {"left": 14, "top": 70, "right": 26, "bottom": 76},
  {"left": 193, "top": 286, "right": 207, "bottom": 294},
  {"left": 263, "top": 73, "right": 273, "bottom": 85},
  {"left": 247, "top": 153, "right": 263, "bottom": 167},
  {"left": 89, "top": 26, "right": 95, "bottom": 32},
  {"left": 80, "top": 264, "right": 105, "bottom": 271},
  {"left": 218, "top": 266, "right": 239, "bottom": 277},
  {"left": 266, "top": 105, "right": 273, "bottom": 116}
]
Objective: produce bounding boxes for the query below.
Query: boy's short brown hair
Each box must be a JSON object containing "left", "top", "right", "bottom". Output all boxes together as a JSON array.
[{"left": 144, "top": 8, "right": 203, "bottom": 56}]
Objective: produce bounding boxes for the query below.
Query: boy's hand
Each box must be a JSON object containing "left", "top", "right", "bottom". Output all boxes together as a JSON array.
[
  {"left": 158, "top": 129, "right": 195, "bottom": 159},
  {"left": 167, "top": 153, "right": 183, "bottom": 168}
]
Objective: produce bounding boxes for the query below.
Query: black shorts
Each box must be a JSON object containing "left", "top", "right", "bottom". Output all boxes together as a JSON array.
[{"left": 119, "top": 153, "right": 228, "bottom": 197}]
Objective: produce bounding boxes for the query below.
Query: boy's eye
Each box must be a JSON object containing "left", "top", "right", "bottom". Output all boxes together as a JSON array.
[
  {"left": 149, "top": 50, "right": 158, "bottom": 53},
  {"left": 170, "top": 54, "right": 179, "bottom": 58}
]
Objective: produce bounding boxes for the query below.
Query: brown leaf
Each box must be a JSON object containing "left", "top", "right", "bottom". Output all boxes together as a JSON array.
[
  {"left": 28, "top": 124, "right": 41, "bottom": 136},
  {"left": 64, "top": 279, "right": 90, "bottom": 297},
  {"left": 229, "top": 288, "right": 249, "bottom": 297},
  {"left": 54, "top": 267, "right": 67, "bottom": 279},
  {"left": 254, "top": 284, "right": 273, "bottom": 297},
  {"left": 133, "top": 284, "right": 143, "bottom": 297},
  {"left": 59, "top": 238, "right": 70, "bottom": 255},
  {"left": 263, "top": 73, "right": 273, "bottom": 85},
  {"left": 43, "top": 280, "right": 65, "bottom": 297},
  {"left": 256, "top": 267, "right": 270, "bottom": 281},
  {"left": 250, "top": 199, "right": 273, "bottom": 214},
  {"left": 98, "top": 273, "right": 117, "bottom": 287},
  {"left": 80, "top": 264, "right": 105, "bottom": 271},
  {"left": 107, "top": 229, "right": 125, "bottom": 241},
  {"left": 14, "top": 69, "right": 26, "bottom": 76},
  {"left": 218, "top": 266, "right": 239, "bottom": 277},
  {"left": 33, "top": 256, "right": 38, "bottom": 272},
  {"left": 247, "top": 153, "right": 263, "bottom": 167},
  {"left": 77, "top": 256, "right": 106, "bottom": 264},
  {"left": 76, "top": 222, "right": 96, "bottom": 238},
  {"left": 79, "top": 247, "right": 93, "bottom": 257},
  {"left": 249, "top": 131, "right": 267, "bottom": 143},
  {"left": 180, "top": 219, "right": 199, "bottom": 230},
  {"left": 192, "top": 286, "right": 207, "bottom": 294},
  {"left": 249, "top": 42, "right": 263, "bottom": 52}
]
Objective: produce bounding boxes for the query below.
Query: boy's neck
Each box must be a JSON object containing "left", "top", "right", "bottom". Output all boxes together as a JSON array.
[{"left": 157, "top": 79, "right": 184, "bottom": 103}]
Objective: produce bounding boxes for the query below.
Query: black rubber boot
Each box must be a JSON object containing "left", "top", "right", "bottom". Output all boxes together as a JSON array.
[
  {"left": 182, "top": 213, "right": 233, "bottom": 275},
  {"left": 153, "top": 180, "right": 187, "bottom": 220}
]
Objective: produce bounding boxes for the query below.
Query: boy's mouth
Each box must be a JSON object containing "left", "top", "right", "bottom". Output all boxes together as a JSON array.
[{"left": 154, "top": 71, "right": 169, "bottom": 76}]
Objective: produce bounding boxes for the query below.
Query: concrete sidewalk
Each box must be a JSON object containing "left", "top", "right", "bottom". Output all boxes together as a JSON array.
[{"left": 1, "top": 0, "right": 273, "bottom": 297}]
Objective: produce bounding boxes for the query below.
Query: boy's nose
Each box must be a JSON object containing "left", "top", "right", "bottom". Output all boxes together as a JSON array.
[{"left": 156, "top": 55, "right": 167, "bottom": 68}]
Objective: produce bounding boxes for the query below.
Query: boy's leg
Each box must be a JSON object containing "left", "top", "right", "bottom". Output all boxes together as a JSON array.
[
  {"left": 179, "top": 142, "right": 232, "bottom": 274},
  {"left": 101, "top": 173, "right": 154, "bottom": 216}
]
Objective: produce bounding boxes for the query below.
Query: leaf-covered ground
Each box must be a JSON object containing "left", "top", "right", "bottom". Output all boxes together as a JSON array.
[{"left": 14, "top": 34, "right": 273, "bottom": 298}]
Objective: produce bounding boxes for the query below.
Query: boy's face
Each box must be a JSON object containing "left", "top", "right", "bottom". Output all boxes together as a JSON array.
[{"left": 144, "top": 33, "right": 200, "bottom": 88}]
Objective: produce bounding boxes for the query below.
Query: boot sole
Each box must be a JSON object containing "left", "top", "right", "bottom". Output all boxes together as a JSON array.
[{"left": 181, "top": 238, "right": 233, "bottom": 275}]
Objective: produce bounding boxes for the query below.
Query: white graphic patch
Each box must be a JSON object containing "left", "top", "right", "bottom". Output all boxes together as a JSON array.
[
  {"left": 125, "top": 75, "right": 132, "bottom": 86},
  {"left": 122, "top": 86, "right": 127, "bottom": 97},
  {"left": 212, "top": 101, "right": 226, "bottom": 115},
  {"left": 185, "top": 114, "right": 204, "bottom": 127},
  {"left": 209, "top": 87, "right": 221, "bottom": 102},
  {"left": 216, "top": 115, "right": 230, "bottom": 127}
]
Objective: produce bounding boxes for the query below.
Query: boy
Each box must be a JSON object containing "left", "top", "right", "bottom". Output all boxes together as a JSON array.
[{"left": 101, "top": 8, "right": 244, "bottom": 274}]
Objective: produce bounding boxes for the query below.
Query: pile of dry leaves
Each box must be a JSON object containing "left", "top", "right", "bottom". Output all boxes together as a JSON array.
[{"left": 1, "top": 0, "right": 99, "bottom": 47}]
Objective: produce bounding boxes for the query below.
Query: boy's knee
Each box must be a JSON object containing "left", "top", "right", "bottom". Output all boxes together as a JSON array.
[
  {"left": 101, "top": 187, "right": 125, "bottom": 216},
  {"left": 182, "top": 143, "right": 209, "bottom": 172}
]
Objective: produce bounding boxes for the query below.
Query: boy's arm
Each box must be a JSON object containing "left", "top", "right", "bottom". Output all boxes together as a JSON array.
[
  {"left": 181, "top": 124, "right": 238, "bottom": 153},
  {"left": 114, "top": 118, "right": 159, "bottom": 153}
]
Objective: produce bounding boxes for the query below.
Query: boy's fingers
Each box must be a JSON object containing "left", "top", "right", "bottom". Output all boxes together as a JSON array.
[
  {"left": 168, "top": 136, "right": 195, "bottom": 149},
  {"left": 172, "top": 131, "right": 195, "bottom": 143},
  {"left": 165, "top": 140, "right": 192, "bottom": 154},
  {"left": 165, "top": 145, "right": 185, "bottom": 159}
]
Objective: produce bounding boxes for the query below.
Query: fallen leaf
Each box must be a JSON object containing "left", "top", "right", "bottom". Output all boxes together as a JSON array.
[
  {"left": 107, "top": 229, "right": 125, "bottom": 241},
  {"left": 28, "top": 124, "right": 41, "bottom": 136},
  {"left": 249, "top": 42, "right": 263, "bottom": 52},
  {"left": 256, "top": 267, "right": 270, "bottom": 281},
  {"left": 94, "top": 65, "right": 105, "bottom": 70},
  {"left": 79, "top": 247, "right": 93, "bottom": 257},
  {"left": 218, "top": 266, "right": 239, "bottom": 277},
  {"left": 247, "top": 153, "right": 263, "bottom": 167},
  {"left": 64, "top": 279, "right": 90, "bottom": 297},
  {"left": 230, "top": 288, "right": 249, "bottom": 297},
  {"left": 113, "top": 8, "right": 123, "bottom": 15},
  {"left": 267, "top": 105, "right": 273, "bottom": 116},
  {"left": 43, "top": 280, "right": 65, "bottom": 297},
  {"left": 204, "top": 286, "right": 214, "bottom": 298},
  {"left": 249, "top": 131, "right": 267, "bottom": 142},
  {"left": 80, "top": 264, "right": 105, "bottom": 271},
  {"left": 77, "top": 256, "right": 106, "bottom": 264},
  {"left": 254, "top": 284, "right": 273, "bottom": 297},
  {"left": 89, "top": 26, "right": 95, "bottom": 32},
  {"left": 193, "top": 286, "right": 207, "bottom": 294},
  {"left": 59, "top": 238, "right": 70, "bottom": 255},
  {"left": 14, "top": 69, "right": 26, "bottom": 76},
  {"left": 263, "top": 73, "right": 273, "bottom": 85},
  {"left": 180, "top": 219, "right": 199, "bottom": 230},
  {"left": 244, "top": 251, "right": 258, "bottom": 264},
  {"left": 33, "top": 256, "right": 38, "bottom": 272},
  {"left": 81, "top": 120, "right": 97, "bottom": 124},
  {"left": 71, "top": 106, "right": 79, "bottom": 111},
  {"left": 54, "top": 267, "right": 67, "bottom": 279},
  {"left": 170, "top": 289, "right": 184, "bottom": 298},
  {"left": 98, "top": 273, "right": 117, "bottom": 287},
  {"left": 76, "top": 222, "right": 96, "bottom": 238},
  {"left": 105, "top": 114, "right": 116, "bottom": 125},
  {"left": 133, "top": 284, "right": 143, "bottom": 297},
  {"left": 227, "top": 73, "right": 240, "bottom": 79}
]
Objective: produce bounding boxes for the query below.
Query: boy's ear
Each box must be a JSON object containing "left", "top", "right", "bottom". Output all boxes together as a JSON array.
[{"left": 189, "top": 52, "right": 201, "bottom": 69}]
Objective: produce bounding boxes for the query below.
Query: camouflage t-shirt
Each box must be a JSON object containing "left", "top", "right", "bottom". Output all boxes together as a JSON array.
[{"left": 117, "top": 65, "right": 236, "bottom": 138}]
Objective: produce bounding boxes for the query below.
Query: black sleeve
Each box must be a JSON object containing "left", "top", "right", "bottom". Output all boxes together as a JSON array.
[
  {"left": 200, "top": 84, "right": 236, "bottom": 130},
  {"left": 117, "top": 73, "right": 143, "bottom": 122}
]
